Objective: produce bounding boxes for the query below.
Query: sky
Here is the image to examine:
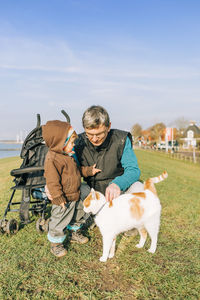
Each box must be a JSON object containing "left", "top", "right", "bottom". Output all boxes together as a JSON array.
[{"left": 0, "top": 0, "right": 200, "bottom": 140}]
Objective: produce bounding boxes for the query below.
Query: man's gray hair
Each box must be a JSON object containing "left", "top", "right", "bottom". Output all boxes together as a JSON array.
[{"left": 82, "top": 105, "right": 110, "bottom": 129}]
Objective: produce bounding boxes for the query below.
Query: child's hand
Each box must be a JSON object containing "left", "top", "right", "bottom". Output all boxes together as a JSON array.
[
  {"left": 60, "top": 202, "right": 66, "bottom": 209},
  {"left": 92, "top": 164, "right": 101, "bottom": 175},
  {"left": 81, "top": 164, "right": 101, "bottom": 177},
  {"left": 45, "top": 185, "right": 53, "bottom": 200},
  {"left": 45, "top": 186, "right": 66, "bottom": 208}
]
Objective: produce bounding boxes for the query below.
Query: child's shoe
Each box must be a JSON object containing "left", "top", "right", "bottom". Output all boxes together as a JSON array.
[
  {"left": 50, "top": 243, "right": 67, "bottom": 257},
  {"left": 70, "top": 230, "right": 89, "bottom": 244}
]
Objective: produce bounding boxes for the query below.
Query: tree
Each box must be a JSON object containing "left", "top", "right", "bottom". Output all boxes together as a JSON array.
[
  {"left": 131, "top": 123, "right": 142, "bottom": 141},
  {"left": 173, "top": 117, "right": 189, "bottom": 132},
  {"left": 149, "top": 123, "right": 166, "bottom": 142},
  {"left": 172, "top": 117, "right": 189, "bottom": 142}
]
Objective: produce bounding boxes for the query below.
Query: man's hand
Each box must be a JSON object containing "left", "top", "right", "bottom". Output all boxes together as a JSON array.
[{"left": 105, "top": 183, "right": 121, "bottom": 202}]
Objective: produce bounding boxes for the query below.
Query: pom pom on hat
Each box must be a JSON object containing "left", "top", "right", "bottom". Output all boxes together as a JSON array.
[
  {"left": 67, "top": 126, "right": 74, "bottom": 139},
  {"left": 63, "top": 125, "right": 75, "bottom": 153}
]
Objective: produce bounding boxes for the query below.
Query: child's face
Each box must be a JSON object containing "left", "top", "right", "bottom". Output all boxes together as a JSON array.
[{"left": 63, "top": 135, "right": 77, "bottom": 154}]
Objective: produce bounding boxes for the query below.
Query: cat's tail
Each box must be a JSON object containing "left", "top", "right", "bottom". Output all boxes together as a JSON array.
[
  {"left": 144, "top": 171, "right": 168, "bottom": 194},
  {"left": 149, "top": 171, "right": 168, "bottom": 184}
]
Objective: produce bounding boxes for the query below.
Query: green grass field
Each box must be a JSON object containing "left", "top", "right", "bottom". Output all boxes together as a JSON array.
[{"left": 0, "top": 150, "right": 199, "bottom": 299}]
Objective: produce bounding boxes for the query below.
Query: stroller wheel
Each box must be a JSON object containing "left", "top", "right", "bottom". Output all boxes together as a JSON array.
[
  {"left": 43, "top": 218, "right": 50, "bottom": 232},
  {"left": 36, "top": 217, "right": 49, "bottom": 233},
  {"left": 31, "top": 205, "right": 40, "bottom": 216},
  {"left": 0, "top": 219, "right": 7, "bottom": 233},
  {"left": 6, "top": 219, "right": 19, "bottom": 234}
]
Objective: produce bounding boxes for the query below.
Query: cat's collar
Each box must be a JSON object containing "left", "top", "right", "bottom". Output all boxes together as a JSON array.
[{"left": 93, "top": 201, "right": 107, "bottom": 218}]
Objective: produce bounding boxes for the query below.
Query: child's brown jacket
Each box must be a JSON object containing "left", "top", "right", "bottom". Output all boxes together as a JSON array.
[{"left": 42, "top": 120, "right": 81, "bottom": 205}]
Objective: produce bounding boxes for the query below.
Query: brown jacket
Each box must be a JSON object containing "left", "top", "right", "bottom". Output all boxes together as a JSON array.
[{"left": 42, "top": 120, "right": 81, "bottom": 205}]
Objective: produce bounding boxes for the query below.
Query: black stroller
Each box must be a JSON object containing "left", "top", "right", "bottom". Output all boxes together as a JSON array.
[{"left": 0, "top": 110, "right": 70, "bottom": 234}]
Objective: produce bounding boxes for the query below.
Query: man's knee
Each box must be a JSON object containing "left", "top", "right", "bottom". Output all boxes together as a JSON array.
[{"left": 80, "top": 183, "right": 91, "bottom": 200}]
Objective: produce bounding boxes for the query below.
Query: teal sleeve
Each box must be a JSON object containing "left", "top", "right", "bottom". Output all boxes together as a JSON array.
[
  {"left": 111, "top": 137, "right": 141, "bottom": 191},
  {"left": 72, "top": 147, "right": 80, "bottom": 166}
]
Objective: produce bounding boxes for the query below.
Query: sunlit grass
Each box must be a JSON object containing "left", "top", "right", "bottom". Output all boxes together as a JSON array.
[{"left": 0, "top": 152, "right": 199, "bottom": 299}]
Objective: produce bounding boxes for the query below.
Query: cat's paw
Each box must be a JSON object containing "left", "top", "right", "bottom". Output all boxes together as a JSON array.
[
  {"left": 135, "top": 243, "right": 143, "bottom": 248},
  {"left": 99, "top": 256, "right": 108, "bottom": 262},
  {"left": 108, "top": 252, "right": 115, "bottom": 259},
  {"left": 148, "top": 248, "right": 156, "bottom": 253}
]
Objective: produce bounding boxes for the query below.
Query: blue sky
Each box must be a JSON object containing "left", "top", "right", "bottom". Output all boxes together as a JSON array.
[{"left": 0, "top": 0, "right": 200, "bottom": 139}]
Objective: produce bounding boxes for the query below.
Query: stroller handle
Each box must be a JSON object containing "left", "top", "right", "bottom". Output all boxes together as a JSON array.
[
  {"left": 11, "top": 166, "right": 44, "bottom": 177},
  {"left": 61, "top": 110, "right": 71, "bottom": 123},
  {"left": 37, "top": 114, "right": 41, "bottom": 127}
]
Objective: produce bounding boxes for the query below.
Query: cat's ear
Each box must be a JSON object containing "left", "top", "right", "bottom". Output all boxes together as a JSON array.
[{"left": 91, "top": 188, "right": 96, "bottom": 200}]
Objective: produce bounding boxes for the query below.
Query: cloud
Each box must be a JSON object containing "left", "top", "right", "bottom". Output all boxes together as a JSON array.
[
  {"left": 0, "top": 36, "right": 85, "bottom": 74},
  {"left": 0, "top": 35, "right": 199, "bottom": 83},
  {"left": 0, "top": 64, "right": 83, "bottom": 74},
  {"left": 0, "top": 34, "right": 199, "bottom": 139}
]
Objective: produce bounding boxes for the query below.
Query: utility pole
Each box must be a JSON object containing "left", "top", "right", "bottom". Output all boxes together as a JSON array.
[
  {"left": 192, "top": 140, "right": 196, "bottom": 163},
  {"left": 165, "top": 133, "right": 168, "bottom": 153}
]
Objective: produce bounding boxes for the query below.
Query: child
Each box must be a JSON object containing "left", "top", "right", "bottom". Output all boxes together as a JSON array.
[{"left": 42, "top": 120, "right": 96, "bottom": 257}]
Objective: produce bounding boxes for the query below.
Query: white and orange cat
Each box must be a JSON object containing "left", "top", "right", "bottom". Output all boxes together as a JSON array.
[{"left": 83, "top": 171, "right": 168, "bottom": 262}]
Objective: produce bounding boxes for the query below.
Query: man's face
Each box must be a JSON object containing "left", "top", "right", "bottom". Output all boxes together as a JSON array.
[{"left": 85, "top": 123, "right": 111, "bottom": 146}]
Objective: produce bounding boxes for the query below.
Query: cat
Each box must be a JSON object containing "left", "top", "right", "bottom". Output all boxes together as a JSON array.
[{"left": 83, "top": 171, "right": 168, "bottom": 262}]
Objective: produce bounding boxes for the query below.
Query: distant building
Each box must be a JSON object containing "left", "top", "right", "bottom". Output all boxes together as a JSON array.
[
  {"left": 137, "top": 129, "right": 152, "bottom": 147},
  {"left": 181, "top": 121, "right": 200, "bottom": 148}
]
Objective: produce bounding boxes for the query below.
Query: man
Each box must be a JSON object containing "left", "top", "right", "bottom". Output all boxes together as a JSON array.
[{"left": 75, "top": 105, "right": 143, "bottom": 235}]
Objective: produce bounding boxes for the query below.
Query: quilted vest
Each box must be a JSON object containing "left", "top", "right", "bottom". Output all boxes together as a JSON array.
[{"left": 75, "top": 129, "right": 132, "bottom": 194}]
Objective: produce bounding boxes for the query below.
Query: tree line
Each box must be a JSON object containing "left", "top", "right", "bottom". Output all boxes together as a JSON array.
[{"left": 130, "top": 117, "right": 194, "bottom": 145}]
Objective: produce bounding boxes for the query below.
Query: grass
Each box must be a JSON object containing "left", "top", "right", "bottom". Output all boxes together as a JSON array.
[{"left": 0, "top": 151, "right": 199, "bottom": 299}]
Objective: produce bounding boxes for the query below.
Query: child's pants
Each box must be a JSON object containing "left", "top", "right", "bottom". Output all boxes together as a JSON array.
[{"left": 47, "top": 183, "right": 91, "bottom": 243}]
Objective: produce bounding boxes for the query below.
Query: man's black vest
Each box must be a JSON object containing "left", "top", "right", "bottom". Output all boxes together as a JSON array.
[{"left": 75, "top": 129, "right": 132, "bottom": 194}]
